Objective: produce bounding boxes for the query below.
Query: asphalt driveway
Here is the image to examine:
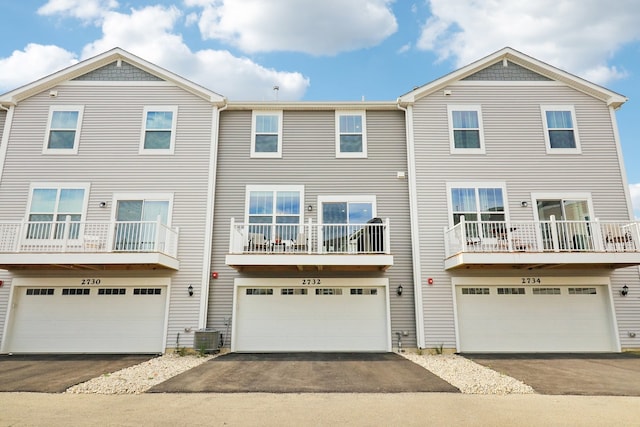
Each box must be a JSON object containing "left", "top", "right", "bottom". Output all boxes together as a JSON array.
[
  {"left": 0, "top": 354, "right": 155, "bottom": 393},
  {"left": 464, "top": 352, "right": 640, "bottom": 396},
  {"left": 149, "top": 352, "right": 460, "bottom": 393}
]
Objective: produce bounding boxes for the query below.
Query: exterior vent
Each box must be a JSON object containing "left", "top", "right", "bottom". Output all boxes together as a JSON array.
[{"left": 193, "top": 329, "right": 221, "bottom": 354}]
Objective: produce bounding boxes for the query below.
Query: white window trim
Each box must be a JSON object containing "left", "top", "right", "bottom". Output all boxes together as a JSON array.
[
  {"left": 25, "top": 183, "right": 91, "bottom": 236},
  {"left": 530, "top": 192, "right": 594, "bottom": 222},
  {"left": 111, "top": 192, "right": 175, "bottom": 225},
  {"left": 335, "top": 110, "right": 367, "bottom": 158},
  {"left": 251, "top": 110, "right": 283, "bottom": 158},
  {"left": 446, "top": 182, "right": 509, "bottom": 227},
  {"left": 447, "top": 105, "right": 485, "bottom": 154},
  {"left": 42, "top": 106, "right": 84, "bottom": 155},
  {"left": 317, "top": 195, "right": 377, "bottom": 224},
  {"left": 244, "top": 185, "right": 305, "bottom": 225},
  {"left": 540, "top": 105, "right": 581, "bottom": 154},
  {"left": 139, "top": 106, "right": 178, "bottom": 155}
]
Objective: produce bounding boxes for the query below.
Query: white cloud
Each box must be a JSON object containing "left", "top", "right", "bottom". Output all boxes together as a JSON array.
[
  {"left": 1, "top": 5, "right": 309, "bottom": 100},
  {"left": 630, "top": 183, "right": 640, "bottom": 219},
  {"left": 38, "top": 0, "right": 118, "bottom": 21},
  {"left": 0, "top": 44, "right": 78, "bottom": 91},
  {"left": 186, "top": 0, "right": 398, "bottom": 55},
  {"left": 418, "top": 0, "right": 640, "bottom": 85},
  {"left": 82, "top": 5, "right": 309, "bottom": 100}
]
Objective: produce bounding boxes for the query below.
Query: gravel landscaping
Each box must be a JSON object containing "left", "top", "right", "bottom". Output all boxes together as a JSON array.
[
  {"left": 402, "top": 352, "right": 535, "bottom": 395},
  {"left": 65, "top": 351, "right": 535, "bottom": 395},
  {"left": 65, "top": 353, "right": 216, "bottom": 395}
]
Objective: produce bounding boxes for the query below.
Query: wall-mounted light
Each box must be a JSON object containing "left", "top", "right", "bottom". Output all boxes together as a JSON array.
[
  {"left": 521, "top": 201, "right": 528, "bottom": 208},
  {"left": 621, "top": 284, "right": 629, "bottom": 297},
  {"left": 396, "top": 285, "right": 403, "bottom": 296},
  {"left": 99, "top": 201, "right": 107, "bottom": 208},
  {"left": 307, "top": 205, "right": 313, "bottom": 212},
  {"left": 188, "top": 285, "right": 194, "bottom": 297}
]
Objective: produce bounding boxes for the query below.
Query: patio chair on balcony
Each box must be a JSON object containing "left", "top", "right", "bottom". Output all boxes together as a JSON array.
[
  {"left": 83, "top": 235, "right": 104, "bottom": 251},
  {"left": 248, "top": 233, "right": 267, "bottom": 252},
  {"left": 605, "top": 229, "right": 634, "bottom": 250},
  {"left": 290, "top": 232, "right": 307, "bottom": 252}
]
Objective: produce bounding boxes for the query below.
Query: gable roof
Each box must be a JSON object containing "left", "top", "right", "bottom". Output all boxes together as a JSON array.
[
  {"left": 398, "top": 47, "right": 627, "bottom": 109},
  {"left": 0, "top": 47, "right": 226, "bottom": 105}
]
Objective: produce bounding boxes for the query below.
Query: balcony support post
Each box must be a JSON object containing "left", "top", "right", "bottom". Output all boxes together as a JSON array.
[
  {"left": 550, "top": 215, "right": 560, "bottom": 252},
  {"left": 229, "top": 217, "right": 235, "bottom": 253},
  {"left": 593, "top": 218, "right": 605, "bottom": 251},
  {"left": 62, "top": 215, "right": 71, "bottom": 251},
  {"left": 307, "top": 218, "right": 312, "bottom": 254}
]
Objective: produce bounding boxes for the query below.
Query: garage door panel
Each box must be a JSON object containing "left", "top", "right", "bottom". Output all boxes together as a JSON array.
[
  {"left": 6, "top": 286, "right": 167, "bottom": 353},
  {"left": 457, "top": 285, "right": 616, "bottom": 352},
  {"left": 235, "top": 286, "right": 389, "bottom": 352}
]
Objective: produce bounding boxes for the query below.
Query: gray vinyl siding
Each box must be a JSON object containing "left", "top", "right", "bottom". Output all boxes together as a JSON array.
[
  {"left": 209, "top": 109, "right": 416, "bottom": 348},
  {"left": 0, "top": 84, "right": 214, "bottom": 350},
  {"left": 412, "top": 82, "right": 636, "bottom": 348}
]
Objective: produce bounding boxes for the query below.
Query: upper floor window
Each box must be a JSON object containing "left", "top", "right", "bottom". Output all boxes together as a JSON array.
[
  {"left": 448, "top": 105, "right": 485, "bottom": 154},
  {"left": 251, "top": 111, "right": 282, "bottom": 158},
  {"left": 43, "top": 106, "right": 84, "bottom": 154},
  {"left": 541, "top": 106, "right": 581, "bottom": 153},
  {"left": 140, "top": 106, "right": 177, "bottom": 154},
  {"left": 246, "top": 185, "right": 303, "bottom": 241},
  {"left": 336, "top": 111, "right": 367, "bottom": 158},
  {"left": 26, "top": 183, "right": 89, "bottom": 239}
]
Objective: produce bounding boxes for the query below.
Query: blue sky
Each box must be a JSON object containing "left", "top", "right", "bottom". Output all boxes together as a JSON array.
[{"left": 1, "top": 0, "right": 640, "bottom": 215}]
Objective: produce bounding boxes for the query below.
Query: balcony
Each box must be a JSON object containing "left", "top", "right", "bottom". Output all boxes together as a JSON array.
[
  {"left": 0, "top": 218, "right": 179, "bottom": 271},
  {"left": 225, "top": 218, "right": 393, "bottom": 272},
  {"left": 444, "top": 216, "right": 640, "bottom": 270}
]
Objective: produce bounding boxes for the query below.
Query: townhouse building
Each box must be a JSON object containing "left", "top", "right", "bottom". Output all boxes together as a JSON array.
[
  {"left": 0, "top": 47, "right": 638, "bottom": 354},
  {"left": 0, "top": 49, "right": 225, "bottom": 353}
]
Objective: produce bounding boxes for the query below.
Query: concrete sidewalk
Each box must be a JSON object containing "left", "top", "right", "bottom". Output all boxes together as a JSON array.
[{"left": 1, "top": 393, "right": 639, "bottom": 426}]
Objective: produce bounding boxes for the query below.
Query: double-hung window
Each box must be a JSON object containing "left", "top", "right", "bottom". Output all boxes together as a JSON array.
[
  {"left": 541, "top": 106, "right": 580, "bottom": 153},
  {"left": 140, "top": 106, "right": 177, "bottom": 154},
  {"left": 246, "top": 185, "right": 303, "bottom": 242},
  {"left": 448, "top": 105, "right": 485, "bottom": 153},
  {"left": 336, "top": 111, "right": 367, "bottom": 158},
  {"left": 448, "top": 184, "right": 506, "bottom": 240},
  {"left": 251, "top": 111, "right": 282, "bottom": 158},
  {"left": 43, "top": 106, "right": 84, "bottom": 154},
  {"left": 26, "top": 184, "right": 89, "bottom": 240}
]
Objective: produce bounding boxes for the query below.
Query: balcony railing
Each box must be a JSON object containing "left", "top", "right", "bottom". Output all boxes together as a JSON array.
[
  {"left": 444, "top": 215, "right": 639, "bottom": 258},
  {"left": 0, "top": 217, "right": 179, "bottom": 258},
  {"left": 228, "top": 218, "right": 390, "bottom": 255}
]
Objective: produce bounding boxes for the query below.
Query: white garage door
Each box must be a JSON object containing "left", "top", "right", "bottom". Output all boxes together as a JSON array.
[
  {"left": 234, "top": 285, "right": 390, "bottom": 352},
  {"left": 456, "top": 285, "right": 617, "bottom": 352},
  {"left": 5, "top": 285, "right": 167, "bottom": 353}
]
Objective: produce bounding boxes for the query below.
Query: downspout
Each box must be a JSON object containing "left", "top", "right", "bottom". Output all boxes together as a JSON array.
[
  {"left": 198, "top": 99, "right": 228, "bottom": 329},
  {"left": 397, "top": 100, "right": 426, "bottom": 349}
]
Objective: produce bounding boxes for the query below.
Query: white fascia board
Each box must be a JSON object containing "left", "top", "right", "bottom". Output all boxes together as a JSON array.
[
  {"left": 0, "top": 47, "right": 226, "bottom": 105},
  {"left": 398, "top": 47, "right": 627, "bottom": 108}
]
